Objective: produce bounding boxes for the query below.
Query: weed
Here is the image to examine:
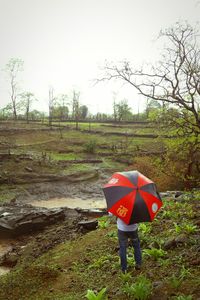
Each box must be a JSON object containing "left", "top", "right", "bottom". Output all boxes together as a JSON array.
[
  {"left": 127, "top": 255, "right": 135, "bottom": 267},
  {"left": 172, "top": 294, "right": 193, "bottom": 300},
  {"left": 169, "top": 266, "right": 191, "bottom": 290},
  {"left": 183, "top": 224, "right": 197, "bottom": 234},
  {"left": 85, "top": 287, "right": 108, "bottom": 300},
  {"left": 106, "top": 230, "right": 117, "bottom": 239},
  {"left": 169, "top": 274, "right": 183, "bottom": 289},
  {"left": 84, "top": 140, "right": 97, "bottom": 154},
  {"left": 143, "top": 248, "right": 167, "bottom": 261},
  {"left": 179, "top": 266, "right": 191, "bottom": 280},
  {"left": 98, "top": 216, "right": 110, "bottom": 229},
  {"left": 122, "top": 275, "right": 152, "bottom": 300},
  {"left": 139, "top": 223, "right": 152, "bottom": 234},
  {"left": 174, "top": 222, "right": 197, "bottom": 235},
  {"left": 157, "top": 258, "right": 170, "bottom": 267},
  {"left": 120, "top": 271, "right": 132, "bottom": 283},
  {"left": 89, "top": 255, "right": 113, "bottom": 269}
]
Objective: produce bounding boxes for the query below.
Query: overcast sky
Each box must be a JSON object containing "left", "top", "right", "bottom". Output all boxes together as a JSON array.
[{"left": 0, "top": 0, "right": 199, "bottom": 114}]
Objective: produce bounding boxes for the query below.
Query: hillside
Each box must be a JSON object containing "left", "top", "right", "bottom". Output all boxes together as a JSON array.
[{"left": 0, "top": 191, "right": 199, "bottom": 300}]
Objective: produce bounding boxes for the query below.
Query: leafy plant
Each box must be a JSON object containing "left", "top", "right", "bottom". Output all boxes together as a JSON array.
[
  {"left": 98, "top": 216, "right": 110, "bottom": 229},
  {"left": 85, "top": 287, "right": 108, "bottom": 300},
  {"left": 120, "top": 271, "right": 132, "bottom": 283},
  {"left": 168, "top": 266, "right": 191, "bottom": 291},
  {"left": 122, "top": 275, "right": 152, "bottom": 300},
  {"left": 89, "top": 255, "right": 113, "bottom": 269},
  {"left": 183, "top": 224, "right": 197, "bottom": 234},
  {"left": 139, "top": 223, "right": 152, "bottom": 234},
  {"left": 174, "top": 222, "right": 197, "bottom": 234},
  {"left": 143, "top": 248, "right": 167, "bottom": 261},
  {"left": 106, "top": 230, "right": 117, "bottom": 239}
]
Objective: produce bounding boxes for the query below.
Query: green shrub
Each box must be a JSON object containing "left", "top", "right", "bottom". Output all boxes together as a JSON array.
[
  {"left": 84, "top": 140, "right": 97, "bottom": 153},
  {"left": 85, "top": 287, "right": 108, "bottom": 300},
  {"left": 98, "top": 216, "right": 110, "bottom": 229},
  {"left": 122, "top": 275, "right": 152, "bottom": 300},
  {"left": 143, "top": 248, "right": 167, "bottom": 261}
]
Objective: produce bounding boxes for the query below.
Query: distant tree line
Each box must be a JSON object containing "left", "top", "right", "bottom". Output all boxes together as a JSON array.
[{"left": 0, "top": 58, "right": 159, "bottom": 123}]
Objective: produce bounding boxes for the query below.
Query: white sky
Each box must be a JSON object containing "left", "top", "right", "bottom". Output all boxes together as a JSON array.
[{"left": 0, "top": 0, "right": 199, "bottom": 114}]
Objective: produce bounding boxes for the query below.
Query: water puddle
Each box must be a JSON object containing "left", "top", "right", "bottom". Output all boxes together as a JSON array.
[{"left": 30, "top": 197, "right": 106, "bottom": 209}]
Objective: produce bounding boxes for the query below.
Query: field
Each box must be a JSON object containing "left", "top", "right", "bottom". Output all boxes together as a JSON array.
[
  {"left": 0, "top": 120, "right": 172, "bottom": 204},
  {"left": 0, "top": 120, "right": 200, "bottom": 299}
]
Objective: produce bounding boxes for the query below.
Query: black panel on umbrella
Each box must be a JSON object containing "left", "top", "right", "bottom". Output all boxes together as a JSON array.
[
  {"left": 103, "top": 186, "right": 133, "bottom": 210},
  {"left": 129, "top": 191, "right": 151, "bottom": 223}
]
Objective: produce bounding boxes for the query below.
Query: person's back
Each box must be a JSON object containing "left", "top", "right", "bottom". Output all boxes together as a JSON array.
[{"left": 117, "top": 218, "right": 138, "bottom": 232}]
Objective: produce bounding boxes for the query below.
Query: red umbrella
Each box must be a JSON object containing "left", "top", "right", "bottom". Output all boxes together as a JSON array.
[{"left": 103, "top": 170, "right": 162, "bottom": 224}]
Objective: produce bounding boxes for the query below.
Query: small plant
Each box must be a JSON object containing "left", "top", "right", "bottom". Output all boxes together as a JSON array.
[
  {"left": 85, "top": 287, "right": 108, "bottom": 300},
  {"left": 143, "top": 248, "right": 167, "bottom": 261},
  {"left": 139, "top": 223, "right": 152, "bottom": 234},
  {"left": 84, "top": 140, "right": 97, "bottom": 154},
  {"left": 120, "top": 271, "right": 132, "bottom": 283},
  {"left": 89, "top": 255, "right": 113, "bottom": 269},
  {"left": 127, "top": 255, "right": 135, "bottom": 267},
  {"left": 106, "top": 230, "right": 117, "bottom": 239},
  {"left": 169, "top": 274, "right": 184, "bottom": 289},
  {"left": 179, "top": 266, "right": 191, "bottom": 279},
  {"left": 174, "top": 222, "right": 182, "bottom": 234},
  {"left": 122, "top": 275, "right": 152, "bottom": 300},
  {"left": 184, "top": 224, "right": 197, "bottom": 234},
  {"left": 174, "top": 222, "right": 197, "bottom": 234},
  {"left": 98, "top": 216, "right": 110, "bottom": 229},
  {"left": 168, "top": 265, "right": 191, "bottom": 290},
  {"left": 172, "top": 295, "right": 193, "bottom": 300}
]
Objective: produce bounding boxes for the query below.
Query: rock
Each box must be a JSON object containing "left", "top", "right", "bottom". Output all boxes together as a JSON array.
[
  {"left": 164, "top": 234, "right": 189, "bottom": 250},
  {"left": 153, "top": 281, "right": 164, "bottom": 290},
  {"left": 75, "top": 208, "right": 107, "bottom": 218},
  {"left": 160, "top": 192, "right": 171, "bottom": 198},
  {"left": 78, "top": 219, "right": 98, "bottom": 231},
  {"left": 163, "top": 237, "right": 177, "bottom": 250},
  {"left": 174, "top": 191, "right": 184, "bottom": 198},
  {"left": 25, "top": 167, "right": 33, "bottom": 172},
  {"left": 1, "top": 252, "right": 18, "bottom": 267},
  {"left": 0, "top": 204, "right": 65, "bottom": 237},
  {"left": 175, "top": 234, "right": 188, "bottom": 244}
]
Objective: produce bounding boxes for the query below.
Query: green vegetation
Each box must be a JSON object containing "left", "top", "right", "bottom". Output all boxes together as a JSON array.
[
  {"left": 0, "top": 193, "right": 199, "bottom": 299},
  {"left": 85, "top": 288, "right": 108, "bottom": 300},
  {"left": 143, "top": 248, "right": 167, "bottom": 261},
  {"left": 122, "top": 275, "right": 152, "bottom": 300}
]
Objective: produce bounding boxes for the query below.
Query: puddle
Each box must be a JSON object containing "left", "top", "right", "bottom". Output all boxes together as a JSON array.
[{"left": 29, "top": 197, "right": 106, "bottom": 209}]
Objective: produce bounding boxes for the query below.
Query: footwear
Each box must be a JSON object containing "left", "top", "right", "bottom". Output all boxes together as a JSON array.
[{"left": 135, "top": 264, "right": 141, "bottom": 270}]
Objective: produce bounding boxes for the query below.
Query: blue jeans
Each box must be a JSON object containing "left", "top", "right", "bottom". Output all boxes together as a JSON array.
[{"left": 118, "top": 229, "right": 142, "bottom": 272}]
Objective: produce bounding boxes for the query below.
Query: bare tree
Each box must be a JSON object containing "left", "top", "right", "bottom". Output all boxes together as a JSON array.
[
  {"left": 98, "top": 23, "right": 200, "bottom": 135},
  {"left": 97, "top": 22, "right": 200, "bottom": 187},
  {"left": 4, "top": 58, "right": 24, "bottom": 120},
  {"left": 48, "top": 86, "right": 56, "bottom": 128},
  {"left": 71, "top": 90, "right": 80, "bottom": 130}
]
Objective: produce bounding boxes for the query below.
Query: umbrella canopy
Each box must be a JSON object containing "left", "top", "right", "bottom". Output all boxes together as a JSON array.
[{"left": 103, "top": 170, "right": 162, "bottom": 224}]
